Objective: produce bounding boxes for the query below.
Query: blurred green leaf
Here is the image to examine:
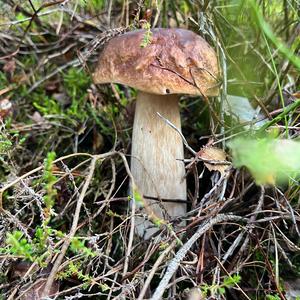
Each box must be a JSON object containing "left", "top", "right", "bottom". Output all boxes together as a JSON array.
[{"left": 228, "top": 137, "right": 300, "bottom": 185}]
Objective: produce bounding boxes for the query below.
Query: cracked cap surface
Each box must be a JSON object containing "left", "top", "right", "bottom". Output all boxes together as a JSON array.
[{"left": 93, "top": 28, "right": 220, "bottom": 96}]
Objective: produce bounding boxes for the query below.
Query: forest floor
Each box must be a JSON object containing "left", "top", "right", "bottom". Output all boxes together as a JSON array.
[{"left": 0, "top": 1, "right": 299, "bottom": 299}]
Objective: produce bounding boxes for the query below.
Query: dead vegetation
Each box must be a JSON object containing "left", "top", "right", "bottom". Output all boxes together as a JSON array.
[{"left": 0, "top": 1, "right": 299, "bottom": 299}]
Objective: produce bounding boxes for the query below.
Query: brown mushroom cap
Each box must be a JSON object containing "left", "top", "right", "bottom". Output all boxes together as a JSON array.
[{"left": 93, "top": 28, "right": 219, "bottom": 96}]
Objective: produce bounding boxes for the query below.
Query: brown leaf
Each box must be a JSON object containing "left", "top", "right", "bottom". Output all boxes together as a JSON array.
[{"left": 198, "top": 146, "right": 229, "bottom": 176}]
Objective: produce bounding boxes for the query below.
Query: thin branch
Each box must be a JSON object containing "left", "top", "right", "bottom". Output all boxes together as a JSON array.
[{"left": 156, "top": 112, "right": 197, "bottom": 156}]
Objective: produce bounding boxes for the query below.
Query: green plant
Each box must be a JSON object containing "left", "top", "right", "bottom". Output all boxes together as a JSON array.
[
  {"left": 266, "top": 295, "right": 281, "bottom": 300},
  {"left": 57, "top": 261, "right": 95, "bottom": 289},
  {"left": 0, "top": 228, "right": 95, "bottom": 267},
  {"left": 70, "top": 237, "right": 96, "bottom": 258},
  {"left": 4, "top": 231, "right": 34, "bottom": 261},
  {"left": 0, "top": 134, "right": 12, "bottom": 154},
  {"left": 0, "top": 229, "right": 52, "bottom": 266},
  {"left": 78, "top": 0, "right": 106, "bottom": 13},
  {"left": 42, "top": 151, "right": 57, "bottom": 217},
  {"left": 200, "top": 274, "right": 241, "bottom": 297},
  {"left": 140, "top": 21, "right": 153, "bottom": 48},
  {"left": 33, "top": 94, "right": 62, "bottom": 116},
  {"left": 249, "top": 0, "right": 300, "bottom": 70},
  {"left": 32, "top": 68, "right": 91, "bottom": 121},
  {"left": 0, "top": 151, "right": 96, "bottom": 266}
]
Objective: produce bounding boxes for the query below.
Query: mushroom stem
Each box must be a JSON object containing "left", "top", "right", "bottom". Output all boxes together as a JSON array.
[{"left": 131, "top": 91, "right": 186, "bottom": 239}]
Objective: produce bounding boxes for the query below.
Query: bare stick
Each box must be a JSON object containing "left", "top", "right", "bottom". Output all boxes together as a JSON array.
[{"left": 157, "top": 112, "right": 197, "bottom": 156}]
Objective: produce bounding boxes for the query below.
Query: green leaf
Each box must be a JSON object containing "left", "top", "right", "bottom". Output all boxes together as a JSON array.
[
  {"left": 266, "top": 295, "right": 281, "bottom": 300},
  {"left": 140, "top": 22, "right": 153, "bottom": 48},
  {"left": 5, "top": 231, "right": 34, "bottom": 261},
  {"left": 228, "top": 137, "right": 300, "bottom": 185},
  {"left": 100, "top": 283, "right": 110, "bottom": 292},
  {"left": 223, "top": 274, "right": 241, "bottom": 287},
  {"left": 132, "top": 187, "right": 143, "bottom": 205}
]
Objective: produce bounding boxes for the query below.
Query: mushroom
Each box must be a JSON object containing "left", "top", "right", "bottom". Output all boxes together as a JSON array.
[{"left": 93, "top": 28, "right": 219, "bottom": 239}]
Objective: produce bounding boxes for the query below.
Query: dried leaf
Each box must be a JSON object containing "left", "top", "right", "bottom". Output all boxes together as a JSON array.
[
  {"left": 198, "top": 147, "right": 228, "bottom": 176},
  {"left": 292, "top": 91, "right": 300, "bottom": 99}
]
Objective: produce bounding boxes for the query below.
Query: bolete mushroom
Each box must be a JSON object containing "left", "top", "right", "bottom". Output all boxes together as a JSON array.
[{"left": 93, "top": 28, "right": 219, "bottom": 239}]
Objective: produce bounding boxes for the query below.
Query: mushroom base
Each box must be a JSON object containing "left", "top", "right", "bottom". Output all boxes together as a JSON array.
[{"left": 131, "top": 92, "right": 186, "bottom": 239}]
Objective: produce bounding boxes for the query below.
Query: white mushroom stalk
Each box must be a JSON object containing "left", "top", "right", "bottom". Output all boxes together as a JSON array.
[
  {"left": 131, "top": 92, "right": 186, "bottom": 238},
  {"left": 93, "top": 28, "right": 219, "bottom": 239}
]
